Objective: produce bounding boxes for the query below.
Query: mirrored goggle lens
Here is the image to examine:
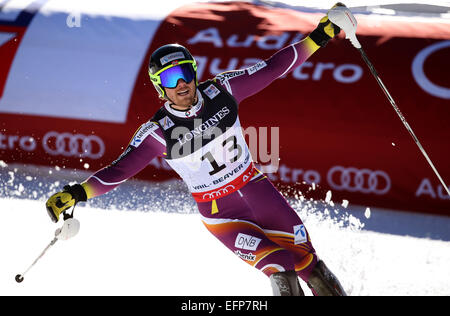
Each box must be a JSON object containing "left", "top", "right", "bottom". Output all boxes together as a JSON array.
[{"left": 160, "top": 63, "right": 195, "bottom": 88}]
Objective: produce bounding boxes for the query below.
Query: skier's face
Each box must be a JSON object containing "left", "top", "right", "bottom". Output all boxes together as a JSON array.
[{"left": 165, "top": 79, "right": 197, "bottom": 110}]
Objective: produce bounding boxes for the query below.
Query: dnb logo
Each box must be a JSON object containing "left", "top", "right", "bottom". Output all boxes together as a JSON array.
[{"left": 0, "top": 0, "right": 47, "bottom": 99}]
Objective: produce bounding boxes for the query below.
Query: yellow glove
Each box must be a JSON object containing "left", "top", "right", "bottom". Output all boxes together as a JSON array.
[
  {"left": 46, "top": 184, "right": 87, "bottom": 223},
  {"left": 309, "top": 3, "right": 343, "bottom": 47}
]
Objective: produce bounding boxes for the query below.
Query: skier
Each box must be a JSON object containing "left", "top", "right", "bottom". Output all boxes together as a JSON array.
[{"left": 46, "top": 4, "right": 347, "bottom": 296}]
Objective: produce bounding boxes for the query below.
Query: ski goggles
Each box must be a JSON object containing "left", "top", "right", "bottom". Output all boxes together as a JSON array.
[{"left": 150, "top": 60, "right": 197, "bottom": 89}]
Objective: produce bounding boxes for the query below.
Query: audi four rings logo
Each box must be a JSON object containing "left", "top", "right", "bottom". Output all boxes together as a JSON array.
[
  {"left": 327, "top": 166, "right": 391, "bottom": 195},
  {"left": 43, "top": 131, "right": 105, "bottom": 159},
  {"left": 202, "top": 185, "right": 236, "bottom": 199},
  {"left": 412, "top": 41, "right": 450, "bottom": 100}
]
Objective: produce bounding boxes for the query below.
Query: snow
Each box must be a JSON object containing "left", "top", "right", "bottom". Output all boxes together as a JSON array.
[{"left": 0, "top": 163, "right": 449, "bottom": 296}]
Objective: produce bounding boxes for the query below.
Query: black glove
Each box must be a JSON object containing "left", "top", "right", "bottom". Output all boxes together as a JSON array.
[{"left": 309, "top": 3, "right": 343, "bottom": 47}]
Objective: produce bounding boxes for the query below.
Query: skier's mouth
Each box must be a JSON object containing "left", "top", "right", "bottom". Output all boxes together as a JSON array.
[{"left": 177, "top": 90, "right": 189, "bottom": 96}]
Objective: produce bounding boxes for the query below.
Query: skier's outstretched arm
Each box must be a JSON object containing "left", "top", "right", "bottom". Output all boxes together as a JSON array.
[
  {"left": 45, "top": 121, "right": 166, "bottom": 222},
  {"left": 215, "top": 8, "right": 341, "bottom": 103}
]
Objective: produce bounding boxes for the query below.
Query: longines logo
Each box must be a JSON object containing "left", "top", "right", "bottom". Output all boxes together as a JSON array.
[{"left": 175, "top": 106, "right": 230, "bottom": 146}]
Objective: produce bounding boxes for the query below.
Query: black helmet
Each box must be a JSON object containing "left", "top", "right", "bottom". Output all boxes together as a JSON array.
[{"left": 148, "top": 44, "right": 198, "bottom": 99}]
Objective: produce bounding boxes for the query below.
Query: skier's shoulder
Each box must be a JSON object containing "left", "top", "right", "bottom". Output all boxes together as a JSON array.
[
  {"left": 129, "top": 114, "right": 165, "bottom": 148},
  {"left": 207, "top": 70, "right": 247, "bottom": 97},
  {"left": 197, "top": 78, "right": 220, "bottom": 90},
  {"left": 198, "top": 75, "right": 241, "bottom": 100},
  {"left": 213, "top": 70, "right": 247, "bottom": 87},
  {"left": 136, "top": 119, "right": 161, "bottom": 135},
  {"left": 149, "top": 104, "right": 167, "bottom": 123}
]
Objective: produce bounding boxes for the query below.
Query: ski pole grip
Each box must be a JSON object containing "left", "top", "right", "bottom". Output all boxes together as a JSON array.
[{"left": 328, "top": 4, "right": 361, "bottom": 48}]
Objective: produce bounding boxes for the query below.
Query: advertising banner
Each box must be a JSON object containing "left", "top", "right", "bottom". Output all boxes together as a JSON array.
[{"left": 1, "top": 1, "right": 449, "bottom": 215}]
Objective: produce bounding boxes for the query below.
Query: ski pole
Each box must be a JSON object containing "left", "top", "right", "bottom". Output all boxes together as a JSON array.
[
  {"left": 15, "top": 234, "right": 59, "bottom": 283},
  {"left": 15, "top": 212, "right": 80, "bottom": 283},
  {"left": 328, "top": 3, "right": 450, "bottom": 197}
]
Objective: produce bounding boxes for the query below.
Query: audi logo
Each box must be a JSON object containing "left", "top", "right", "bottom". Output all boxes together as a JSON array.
[
  {"left": 202, "top": 185, "right": 235, "bottom": 199},
  {"left": 43, "top": 131, "right": 105, "bottom": 159},
  {"left": 327, "top": 166, "right": 391, "bottom": 195},
  {"left": 412, "top": 41, "right": 450, "bottom": 100}
]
